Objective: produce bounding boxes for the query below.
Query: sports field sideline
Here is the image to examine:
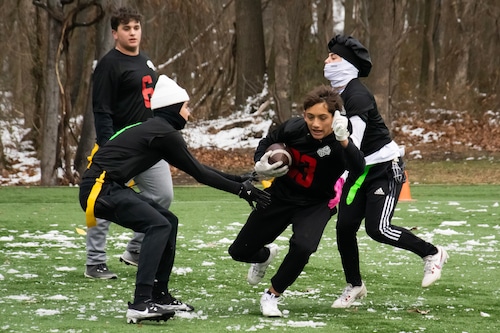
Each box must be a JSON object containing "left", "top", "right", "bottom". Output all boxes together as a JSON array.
[{"left": 0, "top": 185, "right": 498, "bottom": 332}]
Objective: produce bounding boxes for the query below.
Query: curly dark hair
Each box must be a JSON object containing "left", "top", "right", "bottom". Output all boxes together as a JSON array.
[
  {"left": 303, "top": 85, "right": 343, "bottom": 114},
  {"left": 110, "top": 7, "right": 142, "bottom": 31}
]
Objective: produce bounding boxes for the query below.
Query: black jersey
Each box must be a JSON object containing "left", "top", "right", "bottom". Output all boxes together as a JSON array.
[
  {"left": 87, "top": 117, "right": 242, "bottom": 195},
  {"left": 341, "top": 79, "right": 392, "bottom": 156},
  {"left": 254, "top": 117, "right": 365, "bottom": 205},
  {"left": 92, "top": 49, "right": 157, "bottom": 146}
]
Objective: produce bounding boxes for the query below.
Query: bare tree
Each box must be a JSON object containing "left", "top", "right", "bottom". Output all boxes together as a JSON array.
[
  {"left": 420, "top": 0, "right": 438, "bottom": 98},
  {"left": 234, "top": 0, "right": 266, "bottom": 108},
  {"left": 34, "top": 0, "right": 103, "bottom": 185},
  {"left": 0, "top": 0, "right": 498, "bottom": 185},
  {"left": 74, "top": 0, "right": 121, "bottom": 180},
  {"left": 271, "top": 0, "right": 293, "bottom": 124},
  {"left": 362, "top": 0, "right": 408, "bottom": 124},
  {"left": 36, "top": 0, "right": 62, "bottom": 185}
]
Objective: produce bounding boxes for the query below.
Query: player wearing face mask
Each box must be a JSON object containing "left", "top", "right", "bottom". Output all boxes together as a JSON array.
[{"left": 324, "top": 35, "right": 448, "bottom": 309}]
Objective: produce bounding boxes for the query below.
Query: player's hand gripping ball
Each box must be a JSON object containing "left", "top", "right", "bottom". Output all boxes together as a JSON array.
[
  {"left": 266, "top": 143, "right": 293, "bottom": 167},
  {"left": 254, "top": 143, "right": 292, "bottom": 178}
]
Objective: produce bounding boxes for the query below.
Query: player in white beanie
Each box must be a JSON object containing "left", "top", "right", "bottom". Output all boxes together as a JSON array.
[
  {"left": 151, "top": 75, "right": 190, "bottom": 110},
  {"left": 79, "top": 74, "right": 271, "bottom": 324},
  {"left": 149, "top": 75, "right": 191, "bottom": 130}
]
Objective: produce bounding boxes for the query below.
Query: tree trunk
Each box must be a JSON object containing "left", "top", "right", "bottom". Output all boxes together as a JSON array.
[
  {"left": 365, "top": 0, "right": 406, "bottom": 125},
  {"left": 420, "top": 0, "right": 437, "bottom": 98},
  {"left": 271, "top": 0, "right": 292, "bottom": 124},
  {"left": 40, "top": 3, "right": 61, "bottom": 186},
  {"left": 74, "top": 0, "right": 117, "bottom": 180},
  {"left": 316, "top": 0, "right": 333, "bottom": 44},
  {"left": 344, "top": 0, "right": 355, "bottom": 34},
  {"left": 235, "top": 0, "right": 266, "bottom": 108}
]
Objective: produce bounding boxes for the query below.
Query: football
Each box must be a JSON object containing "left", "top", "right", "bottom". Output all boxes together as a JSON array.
[{"left": 266, "top": 143, "right": 293, "bottom": 166}]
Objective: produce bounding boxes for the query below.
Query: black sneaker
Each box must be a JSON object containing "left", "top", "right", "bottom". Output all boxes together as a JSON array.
[
  {"left": 84, "top": 263, "right": 117, "bottom": 279},
  {"left": 126, "top": 300, "right": 175, "bottom": 324},
  {"left": 154, "top": 292, "right": 194, "bottom": 312}
]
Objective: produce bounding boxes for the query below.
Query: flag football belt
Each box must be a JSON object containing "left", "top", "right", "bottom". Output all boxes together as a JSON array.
[
  {"left": 86, "top": 142, "right": 135, "bottom": 187},
  {"left": 85, "top": 170, "right": 106, "bottom": 228},
  {"left": 86, "top": 143, "right": 99, "bottom": 169},
  {"left": 346, "top": 165, "right": 372, "bottom": 205}
]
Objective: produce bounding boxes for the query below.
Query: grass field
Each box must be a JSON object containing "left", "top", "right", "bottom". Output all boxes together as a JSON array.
[{"left": 0, "top": 185, "right": 498, "bottom": 332}]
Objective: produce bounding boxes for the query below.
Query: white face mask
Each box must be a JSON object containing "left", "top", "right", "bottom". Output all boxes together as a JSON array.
[{"left": 324, "top": 59, "right": 359, "bottom": 90}]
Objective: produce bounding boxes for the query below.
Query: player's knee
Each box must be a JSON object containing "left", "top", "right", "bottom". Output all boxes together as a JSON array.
[
  {"left": 150, "top": 193, "right": 172, "bottom": 210},
  {"left": 150, "top": 222, "right": 172, "bottom": 235},
  {"left": 228, "top": 243, "right": 248, "bottom": 262},
  {"left": 290, "top": 242, "right": 316, "bottom": 261},
  {"left": 336, "top": 220, "right": 356, "bottom": 237},
  {"left": 365, "top": 226, "right": 385, "bottom": 242}
]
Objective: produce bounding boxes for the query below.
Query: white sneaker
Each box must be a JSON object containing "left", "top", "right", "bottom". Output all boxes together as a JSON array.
[
  {"left": 247, "top": 244, "right": 279, "bottom": 285},
  {"left": 260, "top": 290, "right": 282, "bottom": 317},
  {"left": 331, "top": 282, "right": 367, "bottom": 308},
  {"left": 422, "top": 246, "right": 449, "bottom": 287}
]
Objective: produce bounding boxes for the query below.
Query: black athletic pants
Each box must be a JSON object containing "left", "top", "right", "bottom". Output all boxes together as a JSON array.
[
  {"left": 336, "top": 159, "right": 436, "bottom": 286},
  {"left": 228, "top": 200, "right": 333, "bottom": 294},
  {"left": 80, "top": 179, "right": 177, "bottom": 302}
]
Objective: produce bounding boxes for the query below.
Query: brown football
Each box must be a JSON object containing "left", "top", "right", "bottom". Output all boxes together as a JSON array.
[{"left": 266, "top": 143, "right": 293, "bottom": 166}]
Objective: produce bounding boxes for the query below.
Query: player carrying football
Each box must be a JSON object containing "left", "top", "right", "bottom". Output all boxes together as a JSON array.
[{"left": 228, "top": 85, "right": 366, "bottom": 317}]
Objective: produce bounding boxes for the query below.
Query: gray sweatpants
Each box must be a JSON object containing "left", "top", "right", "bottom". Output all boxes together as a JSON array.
[{"left": 86, "top": 160, "right": 174, "bottom": 265}]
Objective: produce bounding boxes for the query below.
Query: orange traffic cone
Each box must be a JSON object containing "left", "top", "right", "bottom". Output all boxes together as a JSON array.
[{"left": 398, "top": 171, "right": 414, "bottom": 201}]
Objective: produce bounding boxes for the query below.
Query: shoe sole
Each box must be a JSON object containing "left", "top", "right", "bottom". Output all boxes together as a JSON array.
[
  {"left": 120, "top": 256, "right": 138, "bottom": 267},
  {"left": 83, "top": 273, "right": 117, "bottom": 279},
  {"left": 127, "top": 312, "right": 175, "bottom": 324},
  {"left": 261, "top": 304, "right": 283, "bottom": 317},
  {"left": 331, "top": 285, "right": 367, "bottom": 308},
  {"left": 157, "top": 304, "right": 195, "bottom": 312}
]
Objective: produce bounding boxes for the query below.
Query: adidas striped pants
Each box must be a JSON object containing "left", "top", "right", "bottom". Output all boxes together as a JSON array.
[{"left": 336, "top": 159, "right": 437, "bottom": 286}]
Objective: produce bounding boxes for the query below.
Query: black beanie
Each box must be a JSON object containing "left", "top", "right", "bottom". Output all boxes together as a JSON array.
[{"left": 327, "top": 35, "right": 372, "bottom": 77}]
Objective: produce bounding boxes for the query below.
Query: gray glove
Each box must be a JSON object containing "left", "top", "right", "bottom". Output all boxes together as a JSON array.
[{"left": 254, "top": 151, "right": 289, "bottom": 177}]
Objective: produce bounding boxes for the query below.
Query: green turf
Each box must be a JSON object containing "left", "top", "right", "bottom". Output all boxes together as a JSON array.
[{"left": 0, "top": 185, "right": 498, "bottom": 332}]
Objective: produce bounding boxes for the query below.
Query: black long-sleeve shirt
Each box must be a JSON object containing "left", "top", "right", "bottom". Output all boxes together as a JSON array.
[
  {"left": 341, "top": 79, "right": 392, "bottom": 156},
  {"left": 254, "top": 117, "right": 365, "bottom": 205},
  {"left": 92, "top": 49, "right": 157, "bottom": 146},
  {"left": 85, "top": 117, "right": 242, "bottom": 195}
]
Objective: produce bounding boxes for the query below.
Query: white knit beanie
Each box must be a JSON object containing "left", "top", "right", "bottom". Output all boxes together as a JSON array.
[{"left": 150, "top": 75, "right": 190, "bottom": 110}]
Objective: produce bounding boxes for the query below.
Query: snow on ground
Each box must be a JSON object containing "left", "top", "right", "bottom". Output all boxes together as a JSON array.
[
  {"left": 1, "top": 107, "right": 498, "bottom": 185},
  {"left": 0, "top": 110, "right": 273, "bottom": 186},
  {"left": 0, "top": 200, "right": 498, "bottom": 328}
]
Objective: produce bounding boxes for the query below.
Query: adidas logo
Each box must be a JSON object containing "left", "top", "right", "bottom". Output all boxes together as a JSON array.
[{"left": 374, "top": 188, "right": 385, "bottom": 195}]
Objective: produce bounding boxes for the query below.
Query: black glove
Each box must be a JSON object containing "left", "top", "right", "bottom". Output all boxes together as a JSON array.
[
  {"left": 238, "top": 180, "right": 271, "bottom": 209},
  {"left": 238, "top": 171, "right": 258, "bottom": 183}
]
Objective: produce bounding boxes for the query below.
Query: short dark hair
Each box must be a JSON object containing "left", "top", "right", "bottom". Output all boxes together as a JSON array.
[
  {"left": 303, "top": 85, "right": 343, "bottom": 114},
  {"left": 110, "top": 7, "right": 142, "bottom": 31}
]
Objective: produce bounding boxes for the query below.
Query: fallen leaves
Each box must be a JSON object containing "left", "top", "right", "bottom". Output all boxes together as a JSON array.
[{"left": 407, "top": 308, "right": 431, "bottom": 315}]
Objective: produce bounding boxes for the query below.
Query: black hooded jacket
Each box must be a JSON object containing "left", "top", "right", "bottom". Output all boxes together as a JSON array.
[{"left": 82, "top": 113, "right": 242, "bottom": 196}]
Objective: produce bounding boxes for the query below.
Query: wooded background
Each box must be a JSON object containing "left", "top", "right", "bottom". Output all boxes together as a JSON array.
[{"left": 0, "top": 0, "right": 498, "bottom": 185}]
